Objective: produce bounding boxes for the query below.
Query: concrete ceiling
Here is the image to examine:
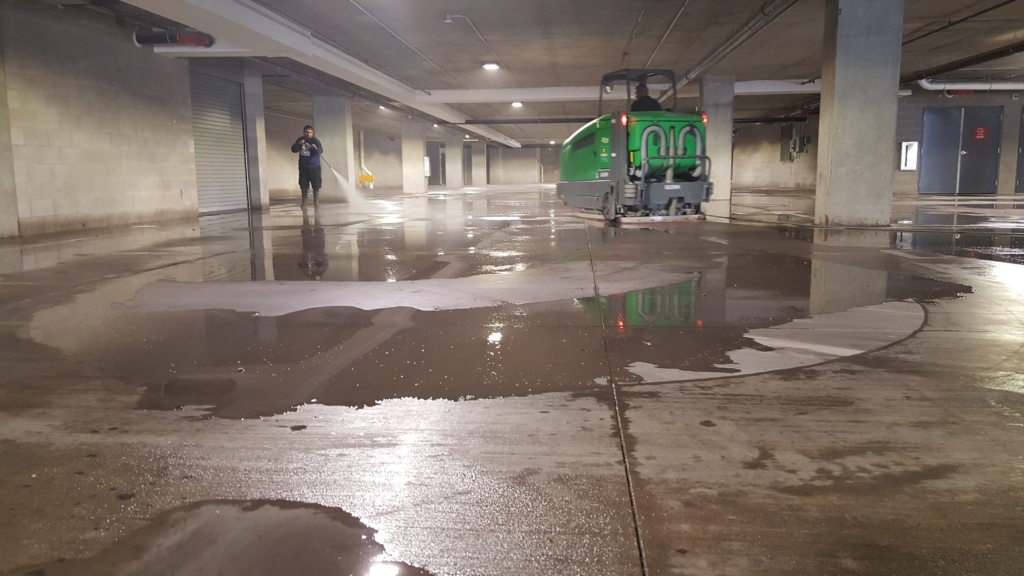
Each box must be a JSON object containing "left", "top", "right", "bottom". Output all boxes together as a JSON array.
[
  {"left": 247, "top": 0, "right": 1024, "bottom": 143},
  {"left": 118, "top": 0, "right": 1024, "bottom": 144}
]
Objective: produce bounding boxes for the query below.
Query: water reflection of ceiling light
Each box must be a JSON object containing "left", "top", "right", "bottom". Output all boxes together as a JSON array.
[
  {"left": 487, "top": 332, "right": 502, "bottom": 343},
  {"left": 386, "top": 278, "right": 396, "bottom": 283},
  {"left": 368, "top": 563, "right": 401, "bottom": 576},
  {"left": 514, "top": 263, "right": 526, "bottom": 271},
  {"left": 385, "top": 254, "right": 397, "bottom": 261},
  {"left": 992, "top": 261, "right": 1024, "bottom": 295},
  {"left": 480, "top": 216, "right": 521, "bottom": 221},
  {"left": 467, "top": 233, "right": 474, "bottom": 237}
]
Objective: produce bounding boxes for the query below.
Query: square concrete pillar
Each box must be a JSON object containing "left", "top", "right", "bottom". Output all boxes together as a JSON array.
[
  {"left": 0, "top": 32, "right": 19, "bottom": 238},
  {"left": 444, "top": 131, "right": 465, "bottom": 189},
  {"left": 700, "top": 76, "right": 734, "bottom": 221},
  {"left": 402, "top": 118, "right": 427, "bottom": 194},
  {"left": 242, "top": 62, "right": 269, "bottom": 212},
  {"left": 815, "top": 0, "right": 904, "bottom": 226},
  {"left": 248, "top": 211, "right": 274, "bottom": 281},
  {"left": 471, "top": 142, "right": 487, "bottom": 186},
  {"left": 312, "top": 90, "right": 357, "bottom": 187}
]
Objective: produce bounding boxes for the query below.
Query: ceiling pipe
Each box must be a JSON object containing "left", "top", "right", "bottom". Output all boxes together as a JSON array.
[
  {"left": 901, "top": 39, "right": 1024, "bottom": 84},
  {"left": 903, "top": 0, "right": 1020, "bottom": 47},
  {"left": 663, "top": 0, "right": 801, "bottom": 100},
  {"left": 645, "top": 0, "right": 692, "bottom": 68},
  {"left": 134, "top": 30, "right": 214, "bottom": 47},
  {"left": 447, "top": 118, "right": 596, "bottom": 125},
  {"left": 917, "top": 78, "right": 1024, "bottom": 91}
]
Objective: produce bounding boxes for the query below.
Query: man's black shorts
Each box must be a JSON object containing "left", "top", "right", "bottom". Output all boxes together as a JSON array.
[{"left": 299, "top": 165, "right": 322, "bottom": 191}]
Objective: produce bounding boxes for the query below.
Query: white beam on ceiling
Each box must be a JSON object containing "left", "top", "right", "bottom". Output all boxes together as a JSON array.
[
  {"left": 122, "top": 0, "right": 521, "bottom": 148},
  {"left": 416, "top": 80, "right": 824, "bottom": 104}
]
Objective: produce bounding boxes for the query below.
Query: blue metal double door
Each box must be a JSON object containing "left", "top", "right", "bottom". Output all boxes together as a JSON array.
[{"left": 918, "top": 106, "right": 1002, "bottom": 195}]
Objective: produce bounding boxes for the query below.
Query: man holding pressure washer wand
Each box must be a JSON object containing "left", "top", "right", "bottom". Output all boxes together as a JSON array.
[{"left": 291, "top": 125, "right": 324, "bottom": 206}]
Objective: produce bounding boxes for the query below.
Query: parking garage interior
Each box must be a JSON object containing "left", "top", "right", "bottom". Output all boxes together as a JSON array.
[{"left": 1, "top": 1, "right": 1024, "bottom": 575}]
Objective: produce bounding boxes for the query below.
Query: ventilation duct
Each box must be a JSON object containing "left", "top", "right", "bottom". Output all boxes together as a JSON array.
[
  {"left": 917, "top": 78, "right": 1024, "bottom": 92},
  {"left": 134, "top": 30, "right": 215, "bottom": 48}
]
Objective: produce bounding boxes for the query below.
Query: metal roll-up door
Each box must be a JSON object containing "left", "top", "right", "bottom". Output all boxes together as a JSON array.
[{"left": 190, "top": 72, "right": 249, "bottom": 213}]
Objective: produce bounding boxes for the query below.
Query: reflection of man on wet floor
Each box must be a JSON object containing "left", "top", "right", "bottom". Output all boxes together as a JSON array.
[
  {"left": 298, "top": 207, "right": 328, "bottom": 280},
  {"left": 291, "top": 125, "right": 324, "bottom": 206}
]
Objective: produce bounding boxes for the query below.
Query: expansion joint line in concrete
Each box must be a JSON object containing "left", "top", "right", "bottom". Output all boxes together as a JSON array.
[{"left": 582, "top": 224, "right": 649, "bottom": 576}]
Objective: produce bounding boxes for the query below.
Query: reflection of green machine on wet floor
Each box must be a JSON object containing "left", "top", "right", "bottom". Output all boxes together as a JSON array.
[
  {"left": 588, "top": 281, "right": 698, "bottom": 328},
  {"left": 557, "top": 69, "right": 712, "bottom": 221}
]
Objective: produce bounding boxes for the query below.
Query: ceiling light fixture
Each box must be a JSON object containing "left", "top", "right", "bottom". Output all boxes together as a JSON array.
[
  {"left": 379, "top": 105, "right": 386, "bottom": 110},
  {"left": 482, "top": 63, "right": 499, "bottom": 70},
  {"left": 549, "top": 140, "right": 556, "bottom": 145},
  {"left": 433, "top": 123, "right": 438, "bottom": 127},
  {"left": 444, "top": 12, "right": 522, "bottom": 87},
  {"left": 511, "top": 102, "right": 523, "bottom": 108}
]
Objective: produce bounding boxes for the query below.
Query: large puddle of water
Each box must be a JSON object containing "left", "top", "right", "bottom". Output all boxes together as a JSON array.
[
  {"left": 21, "top": 252, "right": 970, "bottom": 419},
  {"left": 7, "top": 500, "right": 434, "bottom": 576}
]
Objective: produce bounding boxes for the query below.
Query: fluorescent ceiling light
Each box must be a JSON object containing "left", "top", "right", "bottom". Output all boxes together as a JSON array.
[
  {"left": 511, "top": 102, "right": 523, "bottom": 108},
  {"left": 482, "top": 63, "right": 499, "bottom": 70},
  {"left": 379, "top": 105, "right": 386, "bottom": 110},
  {"left": 549, "top": 140, "right": 556, "bottom": 145},
  {"left": 433, "top": 123, "right": 438, "bottom": 127}
]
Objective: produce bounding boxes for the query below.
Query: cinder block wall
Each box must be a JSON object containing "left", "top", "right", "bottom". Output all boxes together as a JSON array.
[
  {"left": 731, "top": 92, "right": 1023, "bottom": 197},
  {"left": 1, "top": 2, "right": 198, "bottom": 236},
  {"left": 266, "top": 114, "right": 402, "bottom": 195},
  {"left": 893, "top": 91, "right": 1022, "bottom": 196},
  {"left": 488, "top": 147, "right": 541, "bottom": 184},
  {"left": 732, "top": 118, "right": 819, "bottom": 189},
  {"left": 362, "top": 131, "right": 402, "bottom": 188},
  {"left": 540, "top": 147, "right": 560, "bottom": 183},
  {"left": 265, "top": 113, "right": 308, "bottom": 198}
]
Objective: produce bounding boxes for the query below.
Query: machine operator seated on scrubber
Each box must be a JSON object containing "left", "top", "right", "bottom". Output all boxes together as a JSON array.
[{"left": 630, "top": 84, "right": 662, "bottom": 112}]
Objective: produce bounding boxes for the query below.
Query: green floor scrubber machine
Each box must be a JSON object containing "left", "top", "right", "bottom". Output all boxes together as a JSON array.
[{"left": 556, "top": 69, "right": 712, "bottom": 222}]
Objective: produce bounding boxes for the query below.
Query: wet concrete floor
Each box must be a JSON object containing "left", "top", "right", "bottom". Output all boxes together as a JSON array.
[{"left": 1, "top": 185, "right": 1023, "bottom": 575}]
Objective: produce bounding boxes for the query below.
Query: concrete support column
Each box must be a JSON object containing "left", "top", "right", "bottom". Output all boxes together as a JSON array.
[
  {"left": 242, "top": 62, "right": 269, "bottom": 212},
  {"left": 248, "top": 211, "right": 274, "bottom": 281},
  {"left": 402, "top": 118, "right": 427, "bottom": 194},
  {"left": 810, "top": 259, "right": 888, "bottom": 314},
  {"left": 997, "top": 101, "right": 1022, "bottom": 195},
  {"left": 0, "top": 29, "right": 19, "bottom": 238},
  {"left": 471, "top": 142, "right": 487, "bottom": 186},
  {"left": 444, "top": 131, "right": 465, "bottom": 189},
  {"left": 312, "top": 90, "right": 356, "bottom": 187},
  {"left": 815, "top": 0, "right": 904, "bottom": 226},
  {"left": 700, "top": 76, "right": 734, "bottom": 221}
]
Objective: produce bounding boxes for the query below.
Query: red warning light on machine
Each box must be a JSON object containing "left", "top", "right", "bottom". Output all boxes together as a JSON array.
[{"left": 974, "top": 127, "right": 988, "bottom": 140}]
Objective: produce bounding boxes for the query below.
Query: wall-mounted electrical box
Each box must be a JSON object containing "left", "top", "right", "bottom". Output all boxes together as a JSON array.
[{"left": 781, "top": 124, "right": 812, "bottom": 162}]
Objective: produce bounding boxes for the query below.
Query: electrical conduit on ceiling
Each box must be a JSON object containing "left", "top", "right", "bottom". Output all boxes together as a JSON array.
[
  {"left": 445, "top": 13, "right": 522, "bottom": 88},
  {"left": 645, "top": 0, "right": 692, "bottom": 68},
  {"left": 917, "top": 78, "right": 1024, "bottom": 91},
  {"left": 348, "top": 0, "right": 466, "bottom": 89},
  {"left": 663, "top": 0, "right": 801, "bottom": 101}
]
